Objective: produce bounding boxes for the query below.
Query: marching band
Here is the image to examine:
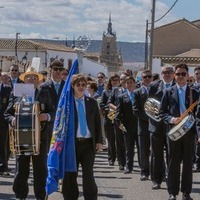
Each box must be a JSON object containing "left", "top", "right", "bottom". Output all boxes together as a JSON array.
[{"left": 1, "top": 62, "right": 200, "bottom": 200}]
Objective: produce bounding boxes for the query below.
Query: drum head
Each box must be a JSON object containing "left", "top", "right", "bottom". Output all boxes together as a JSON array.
[{"left": 168, "top": 115, "right": 195, "bottom": 141}]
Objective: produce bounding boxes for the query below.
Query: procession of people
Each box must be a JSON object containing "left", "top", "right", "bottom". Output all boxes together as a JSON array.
[{"left": 1, "top": 61, "right": 200, "bottom": 200}]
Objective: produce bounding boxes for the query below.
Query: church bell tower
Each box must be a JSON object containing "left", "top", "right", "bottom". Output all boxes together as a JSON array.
[{"left": 100, "top": 13, "right": 123, "bottom": 74}]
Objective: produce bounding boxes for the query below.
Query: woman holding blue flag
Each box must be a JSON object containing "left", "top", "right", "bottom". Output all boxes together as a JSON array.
[
  {"left": 46, "top": 69, "right": 103, "bottom": 199},
  {"left": 61, "top": 74, "right": 103, "bottom": 200}
]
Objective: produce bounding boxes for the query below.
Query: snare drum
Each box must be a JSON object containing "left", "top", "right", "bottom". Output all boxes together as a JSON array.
[
  {"left": 10, "top": 101, "right": 41, "bottom": 155},
  {"left": 168, "top": 115, "right": 195, "bottom": 141}
]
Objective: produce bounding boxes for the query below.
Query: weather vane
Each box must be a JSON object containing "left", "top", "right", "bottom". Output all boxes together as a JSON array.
[
  {"left": 74, "top": 35, "right": 91, "bottom": 73},
  {"left": 74, "top": 35, "right": 91, "bottom": 51}
]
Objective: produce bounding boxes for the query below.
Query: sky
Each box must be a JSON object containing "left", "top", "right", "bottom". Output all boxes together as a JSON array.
[{"left": 0, "top": 0, "right": 200, "bottom": 42}]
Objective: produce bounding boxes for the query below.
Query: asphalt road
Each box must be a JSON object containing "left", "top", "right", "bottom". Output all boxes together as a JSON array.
[{"left": 0, "top": 151, "right": 200, "bottom": 200}]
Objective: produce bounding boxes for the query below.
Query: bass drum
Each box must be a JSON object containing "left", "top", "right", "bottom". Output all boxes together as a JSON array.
[
  {"left": 10, "top": 101, "right": 41, "bottom": 155},
  {"left": 168, "top": 115, "right": 195, "bottom": 141}
]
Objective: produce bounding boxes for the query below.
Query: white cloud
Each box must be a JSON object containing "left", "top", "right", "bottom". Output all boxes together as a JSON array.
[{"left": 0, "top": 0, "right": 179, "bottom": 42}]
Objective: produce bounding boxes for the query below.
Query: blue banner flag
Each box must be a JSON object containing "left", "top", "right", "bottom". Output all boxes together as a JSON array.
[{"left": 46, "top": 59, "right": 78, "bottom": 195}]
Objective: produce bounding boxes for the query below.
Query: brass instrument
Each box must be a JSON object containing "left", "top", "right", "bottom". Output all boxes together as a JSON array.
[
  {"left": 107, "top": 109, "right": 127, "bottom": 133},
  {"left": 144, "top": 98, "right": 161, "bottom": 122},
  {"left": 9, "top": 98, "right": 41, "bottom": 155},
  {"left": 107, "top": 109, "right": 116, "bottom": 121}
]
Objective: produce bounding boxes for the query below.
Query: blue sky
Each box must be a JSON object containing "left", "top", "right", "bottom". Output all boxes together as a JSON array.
[
  {"left": 0, "top": 0, "right": 199, "bottom": 42},
  {"left": 163, "top": 0, "right": 200, "bottom": 22}
]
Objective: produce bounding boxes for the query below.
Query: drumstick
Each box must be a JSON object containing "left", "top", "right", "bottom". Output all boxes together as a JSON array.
[{"left": 180, "top": 100, "right": 198, "bottom": 121}]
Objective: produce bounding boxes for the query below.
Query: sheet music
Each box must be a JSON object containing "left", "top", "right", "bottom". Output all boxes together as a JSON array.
[{"left": 14, "top": 83, "right": 35, "bottom": 101}]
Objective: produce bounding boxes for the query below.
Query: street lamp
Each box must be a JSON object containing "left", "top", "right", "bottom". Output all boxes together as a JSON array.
[{"left": 22, "top": 54, "right": 27, "bottom": 72}]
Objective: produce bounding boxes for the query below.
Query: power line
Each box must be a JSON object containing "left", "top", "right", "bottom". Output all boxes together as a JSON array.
[{"left": 155, "top": 0, "right": 179, "bottom": 23}]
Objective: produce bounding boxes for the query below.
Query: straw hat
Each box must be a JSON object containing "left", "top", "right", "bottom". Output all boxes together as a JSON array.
[{"left": 19, "top": 66, "right": 43, "bottom": 82}]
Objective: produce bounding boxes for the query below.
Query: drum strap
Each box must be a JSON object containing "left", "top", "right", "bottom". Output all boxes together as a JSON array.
[{"left": 189, "top": 88, "right": 193, "bottom": 107}]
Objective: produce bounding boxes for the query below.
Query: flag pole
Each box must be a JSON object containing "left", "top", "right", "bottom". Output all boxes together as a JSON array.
[{"left": 45, "top": 194, "right": 48, "bottom": 200}]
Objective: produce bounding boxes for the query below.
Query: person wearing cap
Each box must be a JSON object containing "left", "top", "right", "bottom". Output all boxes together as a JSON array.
[
  {"left": 4, "top": 66, "right": 55, "bottom": 200},
  {"left": 40, "top": 59, "right": 65, "bottom": 150},
  {"left": 0, "top": 73, "right": 12, "bottom": 176}
]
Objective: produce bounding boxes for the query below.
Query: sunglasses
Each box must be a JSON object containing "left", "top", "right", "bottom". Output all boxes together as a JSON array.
[
  {"left": 75, "top": 83, "right": 86, "bottom": 87},
  {"left": 98, "top": 76, "right": 104, "bottom": 79},
  {"left": 53, "top": 67, "right": 64, "bottom": 71},
  {"left": 187, "top": 80, "right": 194, "bottom": 83},
  {"left": 143, "top": 75, "right": 152, "bottom": 79},
  {"left": 25, "top": 75, "right": 38, "bottom": 80},
  {"left": 11, "top": 69, "right": 18, "bottom": 72},
  {"left": 162, "top": 71, "right": 173, "bottom": 75},
  {"left": 175, "top": 72, "right": 187, "bottom": 77}
]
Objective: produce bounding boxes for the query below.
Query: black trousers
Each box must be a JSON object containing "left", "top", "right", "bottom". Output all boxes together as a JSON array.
[
  {"left": 167, "top": 130, "right": 195, "bottom": 195},
  {"left": 62, "top": 139, "right": 97, "bottom": 200},
  {"left": 150, "top": 131, "right": 168, "bottom": 184},
  {"left": 13, "top": 140, "right": 48, "bottom": 199},
  {"left": 138, "top": 120, "right": 150, "bottom": 176},
  {"left": 114, "top": 122, "right": 125, "bottom": 167},
  {"left": 0, "top": 126, "right": 9, "bottom": 172},
  {"left": 123, "top": 125, "right": 139, "bottom": 170},
  {"left": 104, "top": 121, "right": 116, "bottom": 163}
]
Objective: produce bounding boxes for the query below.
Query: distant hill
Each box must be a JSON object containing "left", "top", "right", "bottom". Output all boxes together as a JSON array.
[
  {"left": 33, "top": 39, "right": 145, "bottom": 62},
  {"left": 86, "top": 40, "right": 145, "bottom": 63}
]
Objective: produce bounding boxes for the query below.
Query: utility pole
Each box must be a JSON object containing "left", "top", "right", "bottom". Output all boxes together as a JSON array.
[
  {"left": 149, "top": 0, "right": 156, "bottom": 71},
  {"left": 15, "top": 32, "right": 20, "bottom": 62},
  {"left": 145, "top": 20, "right": 149, "bottom": 70}
]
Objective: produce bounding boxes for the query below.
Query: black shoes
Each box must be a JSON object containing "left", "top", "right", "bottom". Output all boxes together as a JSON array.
[
  {"left": 168, "top": 194, "right": 176, "bottom": 200},
  {"left": 15, "top": 199, "right": 26, "bottom": 200},
  {"left": 0, "top": 171, "right": 11, "bottom": 176},
  {"left": 152, "top": 182, "right": 161, "bottom": 190},
  {"left": 119, "top": 165, "right": 124, "bottom": 171},
  {"left": 140, "top": 175, "right": 149, "bottom": 181},
  {"left": 168, "top": 193, "right": 192, "bottom": 200},
  {"left": 182, "top": 193, "right": 193, "bottom": 200},
  {"left": 108, "top": 161, "right": 114, "bottom": 166},
  {"left": 0, "top": 166, "right": 11, "bottom": 176},
  {"left": 195, "top": 166, "right": 200, "bottom": 172},
  {"left": 124, "top": 169, "right": 132, "bottom": 174}
]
